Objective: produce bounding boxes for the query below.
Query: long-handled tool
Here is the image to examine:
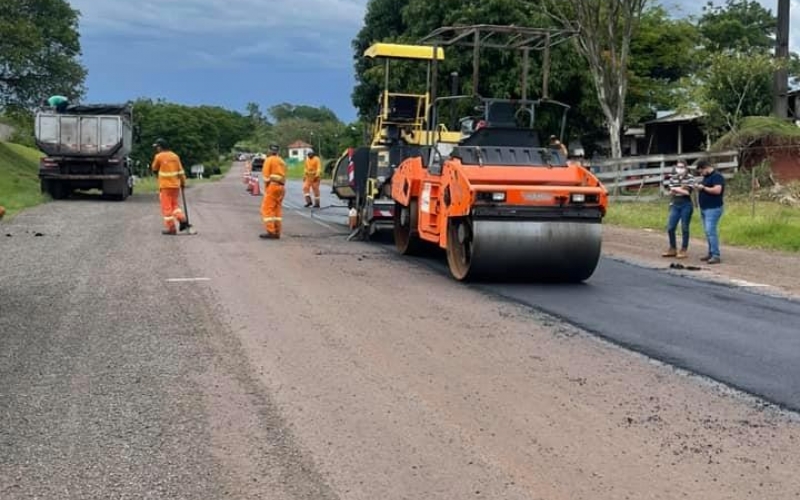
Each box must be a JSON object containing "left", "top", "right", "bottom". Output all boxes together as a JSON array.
[{"left": 179, "top": 187, "right": 198, "bottom": 235}]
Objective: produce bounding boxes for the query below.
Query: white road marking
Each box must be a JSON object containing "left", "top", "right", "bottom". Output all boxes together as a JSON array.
[
  {"left": 729, "top": 278, "right": 770, "bottom": 288},
  {"left": 166, "top": 277, "right": 211, "bottom": 283}
]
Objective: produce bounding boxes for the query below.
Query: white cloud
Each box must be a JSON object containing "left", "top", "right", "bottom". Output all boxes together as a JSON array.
[
  {"left": 71, "top": 0, "right": 368, "bottom": 68},
  {"left": 72, "top": 0, "right": 367, "bottom": 36}
]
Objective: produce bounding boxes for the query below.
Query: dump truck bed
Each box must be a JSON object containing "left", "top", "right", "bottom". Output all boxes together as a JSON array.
[{"left": 34, "top": 104, "right": 133, "bottom": 158}]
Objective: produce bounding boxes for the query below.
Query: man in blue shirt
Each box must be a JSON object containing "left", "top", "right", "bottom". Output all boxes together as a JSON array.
[{"left": 695, "top": 159, "right": 725, "bottom": 264}]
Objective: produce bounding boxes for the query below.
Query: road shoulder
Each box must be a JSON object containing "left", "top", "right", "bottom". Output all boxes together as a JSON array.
[{"left": 602, "top": 225, "right": 800, "bottom": 300}]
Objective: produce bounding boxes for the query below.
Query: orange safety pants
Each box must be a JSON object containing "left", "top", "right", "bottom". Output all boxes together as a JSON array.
[
  {"left": 261, "top": 183, "right": 285, "bottom": 235},
  {"left": 159, "top": 188, "right": 186, "bottom": 232},
  {"left": 303, "top": 176, "right": 321, "bottom": 199}
]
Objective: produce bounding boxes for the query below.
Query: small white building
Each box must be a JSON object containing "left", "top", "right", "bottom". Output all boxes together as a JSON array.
[{"left": 288, "top": 140, "right": 314, "bottom": 161}]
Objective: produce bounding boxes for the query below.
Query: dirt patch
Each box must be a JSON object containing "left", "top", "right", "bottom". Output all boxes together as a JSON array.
[{"left": 602, "top": 224, "right": 800, "bottom": 300}]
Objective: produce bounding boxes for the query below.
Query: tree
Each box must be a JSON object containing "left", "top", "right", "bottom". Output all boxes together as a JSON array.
[
  {"left": 268, "top": 103, "right": 339, "bottom": 123},
  {"left": 246, "top": 102, "right": 267, "bottom": 126},
  {"left": 351, "top": 0, "right": 411, "bottom": 119},
  {"left": 697, "top": 0, "right": 776, "bottom": 54},
  {"left": 684, "top": 52, "right": 780, "bottom": 137},
  {"left": 0, "top": 0, "right": 87, "bottom": 109},
  {"left": 546, "top": 0, "right": 648, "bottom": 160},
  {"left": 130, "top": 99, "right": 252, "bottom": 173},
  {"left": 626, "top": 5, "right": 702, "bottom": 124}
]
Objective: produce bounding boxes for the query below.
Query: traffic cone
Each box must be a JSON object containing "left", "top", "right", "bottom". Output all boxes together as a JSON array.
[
  {"left": 246, "top": 175, "right": 253, "bottom": 193},
  {"left": 251, "top": 176, "right": 261, "bottom": 196},
  {"left": 348, "top": 208, "right": 358, "bottom": 229}
]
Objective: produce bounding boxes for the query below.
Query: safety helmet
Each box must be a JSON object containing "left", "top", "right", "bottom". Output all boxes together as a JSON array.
[
  {"left": 307, "top": 150, "right": 316, "bottom": 157},
  {"left": 269, "top": 144, "right": 279, "bottom": 153},
  {"left": 152, "top": 137, "right": 168, "bottom": 148}
]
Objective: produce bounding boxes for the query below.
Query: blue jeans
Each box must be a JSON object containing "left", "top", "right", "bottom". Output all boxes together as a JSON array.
[
  {"left": 667, "top": 201, "right": 693, "bottom": 250},
  {"left": 700, "top": 206, "right": 723, "bottom": 258}
]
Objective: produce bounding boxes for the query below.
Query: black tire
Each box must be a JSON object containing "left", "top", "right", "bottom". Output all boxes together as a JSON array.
[{"left": 47, "top": 180, "right": 68, "bottom": 200}]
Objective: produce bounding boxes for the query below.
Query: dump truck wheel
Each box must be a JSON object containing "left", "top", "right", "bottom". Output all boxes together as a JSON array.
[
  {"left": 394, "top": 199, "right": 424, "bottom": 255},
  {"left": 45, "top": 180, "right": 69, "bottom": 200}
]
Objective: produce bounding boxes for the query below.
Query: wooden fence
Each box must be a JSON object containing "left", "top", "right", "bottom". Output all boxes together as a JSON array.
[{"left": 589, "top": 150, "right": 740, "bottom": 201}]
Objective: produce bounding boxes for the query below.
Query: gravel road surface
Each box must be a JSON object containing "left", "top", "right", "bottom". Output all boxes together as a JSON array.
[
  {"left": 283, "top": 175, "right": 800, "bottom": 413},
  {"left": 1, "top": 163, "right": 799, "bottom": 499}
]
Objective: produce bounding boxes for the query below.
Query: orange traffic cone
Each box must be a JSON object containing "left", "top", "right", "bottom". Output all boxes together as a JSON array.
[
  {"left": 246, "top": 176, "right": 253, "bottom": 193},
  {"left": 251, "top": 176, "right": 261, "bottom": 196},
  {"left": 348, "top": 208, "right": 358, "bottom": 229}
]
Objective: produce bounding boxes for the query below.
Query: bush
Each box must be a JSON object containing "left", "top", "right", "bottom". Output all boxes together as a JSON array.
[{"left": 727, "top": 160, "right": 774, "bottom": 196}]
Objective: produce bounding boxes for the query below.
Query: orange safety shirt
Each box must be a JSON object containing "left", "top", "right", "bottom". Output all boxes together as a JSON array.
[
  {"left": 151, "top": 151, "right": 186, "bottom": 189},
  {"left": 304, "top": 156, "right": 321, "bottom": 178},
  {"left": 264, "top": 155, "right": 287, "bottom": 184}
]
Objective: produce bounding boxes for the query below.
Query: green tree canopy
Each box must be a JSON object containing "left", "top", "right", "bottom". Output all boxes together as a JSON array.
[
  {"left": 130, "top": 99, "right": 252, "bottom": 172},
  {"left": 0, "top": 0, "right": 87, "bottom": 109},
  {"left": 697, "top": 0, "right": 776, "bottom": 54},
  {"left": 268, "top": 103, "right": 340, "bottom": 123}
]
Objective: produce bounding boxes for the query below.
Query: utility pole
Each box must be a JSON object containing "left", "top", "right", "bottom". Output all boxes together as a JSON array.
[{"left": 773, "top": 0, "right": 790, "bottom": 119}]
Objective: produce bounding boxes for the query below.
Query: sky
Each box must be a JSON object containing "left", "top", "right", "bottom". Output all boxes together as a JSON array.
[{"left": 72, "top": 0, "right": 798, "bottom": 123}]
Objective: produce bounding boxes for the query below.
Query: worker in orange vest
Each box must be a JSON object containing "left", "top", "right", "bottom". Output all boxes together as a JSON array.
[
  {"left": 150, "top": 138, "right": 187, "bottom": 235},
  {"left": 260, "top": 144, "right": 287, "bottom": 239},
  {"left": 303, "top": 150, "right": 321, "bottom": 208}
]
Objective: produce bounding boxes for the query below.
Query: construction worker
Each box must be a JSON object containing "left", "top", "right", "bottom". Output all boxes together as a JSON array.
[
  {"left": 46, "top": 95, "right": 69, "bottom": 112},
  {"left": 150, "top": 138, "right": 187, "bottom": 235},
  {"left": 303, "top": 150, "right": 321, "bottom": 208},
  {"left": 549, "top": 135, "right": 568, "bottom": 157},
  {"left": 260, "top": 144, "right": 287, "bottom": 239}
]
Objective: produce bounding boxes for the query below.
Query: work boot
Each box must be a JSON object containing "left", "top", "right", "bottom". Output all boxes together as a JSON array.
[
  {"left": 662, "top": 248, "right": 677, "bottom": 257},
  {"left": 304, "top": 196, "right": 312, "bottom": 208},
  {"left": 259, "top": 233, "right": 280, "bottom": 239},
  {"left": 162, "top": 229, "right": 176, "bottom": 235},
  {"left": 676, "top": 249, "right": 688, "bottom": 259},
  {"left": 707, "top": 256, "right": 721, "bottom": 264},
  {"left": 313, "top": 200, "right": 320, "bottom": 208},
  {"left": 178, "top": 220, "right": 189, "bottom": 232}
]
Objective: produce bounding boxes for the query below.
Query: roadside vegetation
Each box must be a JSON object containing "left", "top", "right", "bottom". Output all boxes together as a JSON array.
[
  {"left": 0, "top": 141, "right": 46, "bottom": 217},
  {"left": 606, "top": 197, "right": 800, "bottom": 252}
]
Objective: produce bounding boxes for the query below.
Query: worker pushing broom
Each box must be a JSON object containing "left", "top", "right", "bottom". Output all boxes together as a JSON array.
[{"left": 150, "top": 138, "right": 197, "bottom": 235}]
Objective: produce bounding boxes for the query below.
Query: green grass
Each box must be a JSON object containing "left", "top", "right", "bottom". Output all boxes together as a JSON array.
[
  {"left": 606, "top": 197, "right": 800, "bottom": 252},
  {"left": 134, "top": 161, "right": 235, "bottom": 194},
  {"left": 0, "top": 141, "right": 46, "bottom": 217},
  {"left": 284, "top": 158, "right": 329, "bottom": 180}
]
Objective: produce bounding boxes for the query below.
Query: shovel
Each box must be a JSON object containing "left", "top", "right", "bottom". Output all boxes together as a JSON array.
[{"left": 179, "top": 186, "right": 198, "bottom": 235}]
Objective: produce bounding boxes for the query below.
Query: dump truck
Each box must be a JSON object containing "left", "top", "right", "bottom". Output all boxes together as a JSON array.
[
  {"left": 390, "top": 24, "right": 609, "bottom": 283},
  {"left": 35, "top": 103, "right": 136, "bottom": 200},
  {"left": 330, "top": 42, "right": 461, "bottom": 239}
]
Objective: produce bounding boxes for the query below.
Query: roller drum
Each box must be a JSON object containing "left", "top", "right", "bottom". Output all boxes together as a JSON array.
[{"left": 446, "top": 218, "right": 603, "bottom": 282}]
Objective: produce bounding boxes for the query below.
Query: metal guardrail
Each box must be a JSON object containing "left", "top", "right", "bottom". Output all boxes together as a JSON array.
[{"left": 589, "top": 150, "right": 740, "bottom": 201}]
